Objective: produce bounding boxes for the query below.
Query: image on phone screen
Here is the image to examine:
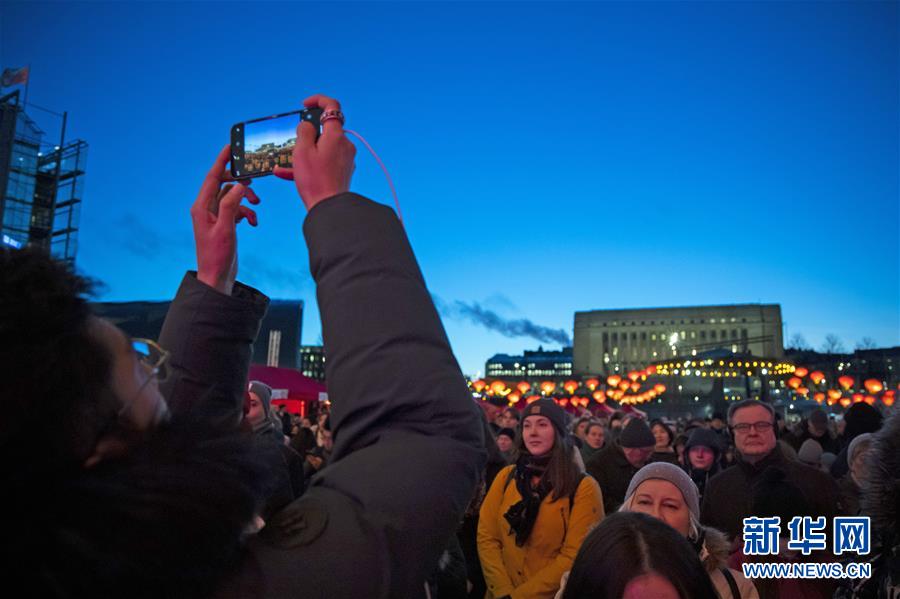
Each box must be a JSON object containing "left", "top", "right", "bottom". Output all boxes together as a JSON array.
[{"left": 231, "top": 109, "right": 321, "bottom": 179}]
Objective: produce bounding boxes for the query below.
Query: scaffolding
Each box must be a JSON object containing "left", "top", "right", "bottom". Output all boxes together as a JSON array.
[{"left": 0, "top": 89, "right": 87, "bottom": 265}]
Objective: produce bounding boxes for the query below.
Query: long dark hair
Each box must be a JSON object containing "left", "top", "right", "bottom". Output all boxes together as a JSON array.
[
  {"left": 516, "top": 426, "right": 582, "bottom": 502},
  {"left": 561, "top": 512, "right": 719, "bottom": 599}
]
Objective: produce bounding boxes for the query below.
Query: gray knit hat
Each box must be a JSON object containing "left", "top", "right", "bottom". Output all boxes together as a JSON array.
[
  {"left": 797, "top": 439, "right": 823, "bottom": 467},
  {"left": 625, "top": 462, "right": 701, "bottom": 520}
]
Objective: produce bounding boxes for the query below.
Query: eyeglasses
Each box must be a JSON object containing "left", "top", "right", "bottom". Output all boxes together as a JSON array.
[
  {"left": 132, "top": 338, "right": 170, "bottom": 382},
  {"left": 731, "top": 421, "right": 774, "bottom": 434}
]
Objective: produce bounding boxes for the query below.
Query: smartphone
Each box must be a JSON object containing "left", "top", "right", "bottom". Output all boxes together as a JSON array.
[{"left": 230, "top": 107, "right": 323, "bottom": 179}]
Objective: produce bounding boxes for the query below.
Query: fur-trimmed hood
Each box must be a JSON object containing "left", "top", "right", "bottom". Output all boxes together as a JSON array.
[
  {"left": 699, "top": 525, "right": 733, "bottom": 572},
  {"left": 861, "top": 411, "right": 900, "bottom": 545}
]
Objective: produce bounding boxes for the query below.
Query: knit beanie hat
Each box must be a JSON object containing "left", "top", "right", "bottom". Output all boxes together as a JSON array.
[
  {"left": 497, "top": 427, "right": 516, "bottom": 442},
  {"left": 618, "top": 418, "right": 656, "bottom": 448},
  {"left": 683, "top": 427, "right": 722, "bottom": 456},
  {"left": 625, "top": 462, "right": 701, "bottom": 520},
  {"left": 248, "top": 381, "right": 275, "bottom": 436},
  {"left": 797, "top": 439, "right": 823, "bottom": 466},
  {"left": 521, "top": 399, "right": 567, "bottom": 438}
]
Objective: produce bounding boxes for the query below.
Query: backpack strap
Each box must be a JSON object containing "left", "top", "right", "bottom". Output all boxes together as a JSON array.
[{"left": 720, "top": 567, "right": 740, "bottom": 599}]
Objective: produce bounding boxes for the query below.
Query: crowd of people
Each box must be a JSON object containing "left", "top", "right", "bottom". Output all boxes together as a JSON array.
[{"left": 1, "top": 93, "right": 897, "bottom": 599}]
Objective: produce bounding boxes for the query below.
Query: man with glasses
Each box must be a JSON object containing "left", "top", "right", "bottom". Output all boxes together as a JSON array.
[{"left": 699, "top": 399, "right": 840, "bottom": 540}]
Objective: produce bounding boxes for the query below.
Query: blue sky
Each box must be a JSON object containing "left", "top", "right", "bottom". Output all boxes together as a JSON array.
[{"left": 3, "top": 1, "right": 897, "bottom": 376}]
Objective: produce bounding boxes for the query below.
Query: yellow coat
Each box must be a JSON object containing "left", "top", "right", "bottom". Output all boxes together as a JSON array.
[{"left": 477, "top": 464, "right": 605, "bottom": 599}]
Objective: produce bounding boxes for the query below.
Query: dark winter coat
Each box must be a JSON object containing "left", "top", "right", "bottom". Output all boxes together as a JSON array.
[
  {"left": 585, "top": 442, "right": 640, "bottom": 514},
  {"left": 216, "top": 194, "right": 486, "bottom": 598},
  {"left": 700, "top": 445, "right": 841, "bottom": 541}
]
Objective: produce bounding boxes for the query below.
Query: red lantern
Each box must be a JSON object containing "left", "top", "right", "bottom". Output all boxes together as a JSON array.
[
  {"left": 607, "top": 375, "right": 622, "bottom": 388},
  {"left": 593, "top": 391, "right": 606, "bottom": 403},
  {"left": 606, "top": 389, "right": 615, "bottom": 398},
  {"left": 627, "top": 370, "right": 641, "bottom": 382},
  {"left": 508, "top": 392, "right": 521, "bottom": 404},
  {"left": 838, "top": 375, "right": 854, "bottom": 391},
  {"left": 794, "top": 367, "right": 809, "bottom": 378},
  {"left": 558, "top": 397, "right": 569, "bottom": 407},
  {"left": 883, "top": 391, "right": 895, "bottom": 407},
  {"left": 809, "top": 371, "right": 825, "bottom": 385},
  {"left": 618, "top": 381, "right": 631, "bottom": 392},
  {"left": 852, "top": 393, "right": 865, "bottom": 404},
  {"left": 797, "top": 387, "right": 809, "bottom": 396},
  {"left": 630, "top": 382, "right": 641, "bottom": 393},
  {"left": 526, "top": 395, "right": 540, "bottom": 404},
  {"left": 472, "top": 379, "right": 486, "bottom": 392},
  {"left": 864, "top": 379, "right": 884, "bottom": 394},
  {"left": 813, "top": 392, "right": 825, "bottom": 403},
  {"left": 839, "top": 396, "right": 852, "bottom": 408},
  {"left": 517, "top": 381, "right": 531, "bottom": 394},
  {"left": 490, "top": 380, "right": 507, "bottom": 395},
  {"left": 826, "top": 395, "right": 837, "bottom": 406},
  {"left": 788, "top": 377, "right": 802, "bottom": 390},
  {"left": 646, "top": 365, "right": 657, "bottom": 375},
  {"left": 864, "top": 395, "right": 876, "bottom": 405},
  {"left": 563, "top": 380, "right": 579, "bottom": 394},
  {"left": 540, "top": 381, "right": 556, "bottom": 395},
  {"left": 585, "top": 378, "right": 600, "bottom": 391},
  {"left": 654, "top": 383, "right": 666, "bottom": 394},
  {"left": 827, "top": 389, "right": 842, "bottom": 401}
]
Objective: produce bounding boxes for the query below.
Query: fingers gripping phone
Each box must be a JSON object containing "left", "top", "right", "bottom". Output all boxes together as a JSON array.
[{"left": 230, "top": 107, "right": 323, "bottom": 179}]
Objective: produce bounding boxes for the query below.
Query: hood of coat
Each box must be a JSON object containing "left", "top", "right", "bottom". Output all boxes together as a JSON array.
[
  {"left": 699, "top": 525, "right": 732, "bottom": 573},
  {"left": 861, "top": 411, "right": 900, "bottom": 545}
]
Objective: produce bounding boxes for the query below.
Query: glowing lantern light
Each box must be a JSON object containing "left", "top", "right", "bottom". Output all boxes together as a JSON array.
[
  {"left": 864, "top": 379, "right": 884, "bottom": 394},
  {"left": 490, "top": 380, "right": 507, "bottom": 395},
  {"left": 809, "top": 371, "right": 825, "bottom": 385},
  {"left": 606, "top": 389, "right": 616, "bottom": 398},
  {"left": 797, "top": 387, "right": 809, "bottom": 396},
  {"left": 564, "top": 380, "right": 579, "bottom": 394},
  {"left": 508, "top": 392, "right": 521, "bottom": 404},
  {"left": 852, "top": 393, "right": 865, "bottom": 404},
  {"left": 517, "top": 381, "right": 531, "bottom": 394},
  {"left": 813, "top": 392, "right": 825, "bottom": 403},
  {"left": 526, "top": 395, "right": 540, "bottom": 404},
  {"left": 654, "top": 384, "right": 666, "bottom": 394},
  {"left": 788, "top": 377, "right": 802, "bottom": 390},
  {"left": 612, "top": 390, "right": 624, "bottom": 401},
  {"left": 627, "top": 370, "right": 641, "bottom": 382},
  {"left": 839, "top": 396, "right": 852, "bottom": 408},
  {"left": 585, "top": 378, "right": 600, "bottom": 391},
  {"left": 607, "top": 375, "right": 622, "bottom": 388},
  {"left": 540, "top": 381, "right": 556, "bottom": 395},
  {"left": 794, "top": 367, "right": 809, "bottom": 378},
  {"left": 593, "top": 391, "right": 606, "bottom": 403},
  {"left": 883, "top": 392, "right": 895, "bottom": 407},
  {"left": 646, "top": 365, "right": 657, "bottom": 375},
  {"left": 838, "top": 376, "right": 854, "bottom": 391},
  {"left": 618, "top": 381, "right": 631, "bottom": 392},
  {"left": 558, "top": 397, "right": 569, "bottom": 407},
  {"left": 630, "top": 382, "right": 641, "bottom": 393},
  {"left": 864, "top": 395, "right": 876, "bottom": 405},
  {"left": 827, "top": 389, "right": 842, "bottom": 401},
  {"left": 472, "top": 379, "right": 486, "bottom": 392},
  {"left": 826, "top": 396, "right": 837, "bottom": 406}
]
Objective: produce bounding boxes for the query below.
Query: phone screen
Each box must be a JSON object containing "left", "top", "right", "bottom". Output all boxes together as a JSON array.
[{"left": 231, "top": 108, "right": 321, "bottom": 179}]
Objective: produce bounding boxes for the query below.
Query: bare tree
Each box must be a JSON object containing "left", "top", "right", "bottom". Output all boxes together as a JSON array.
[
  {"left": 821, "top": 334, "right": 846, "bottom": 354},
  {"left": 788, "top": 333, "right": 811, "bottom": 350},
  {"left": 855, "top": 337, "right": 878, "bottom": 350}
]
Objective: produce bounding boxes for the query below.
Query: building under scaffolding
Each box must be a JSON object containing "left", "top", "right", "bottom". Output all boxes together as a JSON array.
[{"left": 0, "top": 90, "right": 87, "bottom": 265}]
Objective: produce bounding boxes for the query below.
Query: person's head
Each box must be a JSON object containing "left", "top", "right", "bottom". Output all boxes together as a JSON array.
[
  {"left": 618, "top": 418, "right": 656, "bottom": 468},
  {"left": 610, "top": 411, "right": 625, "bottom": 429},
  {"left": 574, "top": 416, "right": 592, "bottom": 440},
  {"left": 650, "top": 419, "right": 674, "bottom": 450},
  {"left": 496, "top": 407, "right": 520, "bottom": 431},
  {"left": 728, "top": 400, "right": 777, "bottom": 464},
  {"left": 806, "top": 408, "right": 829, "bottom": 437},
  {"left": 797, "top": 439, "right": 823, "bottom": 468},
  {"left": 1, "top": 248, "right": 171, "bottom": 472},
  {"left": 847, "top": 432, "right": 875, "bottom": 486},
  {"left": 319, "top": 416, "right": 333, "bottom": 451},
  {"left": 519, "top": 399, "right": 567, "bottom": 458},
  {"left": 842, "top": 403, "right": 884, "bottom": 440},
  {"left": 584, "top": 422, "right": 605, "bottom": 450},
  {"left": 710, "top": 412, "right": 725, "bottom": 431},
  {"left": 561, "top": 512, "right": 718, "bottom": 599},
  {"left": 246, "top": 381, "right": 273, "bottom": 430},
  {"left": 683, "top": 428, "right": 721, "bottom": 472},
  {"left": 496, "top": 427, "right": 516, "bottom": 453},
  {"left": 300, "top": 416, "right": 313, "bottom": 429},
  {"left": 621, "top": 463, "right": 701, "bottom": 539},
  {"left": 673, "top": 433, "right": 689, "bottom": 465}
]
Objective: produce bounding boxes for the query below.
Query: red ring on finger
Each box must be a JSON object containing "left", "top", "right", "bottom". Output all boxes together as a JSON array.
[{"left": 320, "top": 109, "right": 345, "bottom": 126}]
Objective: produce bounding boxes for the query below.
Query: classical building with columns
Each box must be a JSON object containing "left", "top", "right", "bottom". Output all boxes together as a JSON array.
[{"left": 573, "top": 304, "right": 783, "bottom": 376}]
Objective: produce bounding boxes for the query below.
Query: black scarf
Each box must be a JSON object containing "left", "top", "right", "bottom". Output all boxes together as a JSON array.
[{"left": 503, "top": 453, "right": 552, "bottom": 546}]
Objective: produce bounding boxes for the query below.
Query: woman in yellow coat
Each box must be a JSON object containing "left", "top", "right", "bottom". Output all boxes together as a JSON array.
[{"left": 478, "top": 399, "right": 605, "bottom": 599}]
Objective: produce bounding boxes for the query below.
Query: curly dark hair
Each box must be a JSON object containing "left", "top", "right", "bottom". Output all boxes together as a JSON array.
[{"left": 0, "top": 248, "right": 117, "bottom": 471}]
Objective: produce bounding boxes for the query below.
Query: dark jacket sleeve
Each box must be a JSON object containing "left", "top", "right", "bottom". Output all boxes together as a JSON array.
[
  {"left": 222, "top": 194, "right": 486, "bottom": 599},
  {"left": 157, "top": 272, "right": 269, "bottom": 430}
]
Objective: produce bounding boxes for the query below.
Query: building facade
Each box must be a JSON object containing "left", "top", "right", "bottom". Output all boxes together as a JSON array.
[
  {"left": 299, "top": 345, "right": 326, "bottom": 381},
  {"left": 485, "top": 346, "right": 573, "bottom": 381},
  {"left": 92, "top": 299, "right": 304, "bottom": 369},
  {"left": 573, "top": 304, "right": 783, "bottom": 376},
  {"left": 0, "top": 91, "right": 86, "bottom": 264}
]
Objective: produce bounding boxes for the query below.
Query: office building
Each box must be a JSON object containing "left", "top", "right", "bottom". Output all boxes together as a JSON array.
[
  {"left": 299, "top": 345, "right": 326, "bottom": 381},
  {"left": 485, "top": 346, "right": 573, "bottom": 381}
]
